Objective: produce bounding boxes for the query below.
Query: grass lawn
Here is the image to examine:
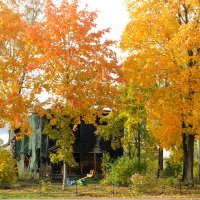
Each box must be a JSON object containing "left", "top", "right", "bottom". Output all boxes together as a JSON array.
[{"left": 1, "top": 180, "right": 200, "bottom": 199}]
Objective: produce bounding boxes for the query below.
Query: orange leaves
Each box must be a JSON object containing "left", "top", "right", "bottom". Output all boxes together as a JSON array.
[
  {"left": 14, "top": 114, "right": 23, "bottom": 124},
  {"left": 0, "top": 2, "right": 44, "bottom": 130},
  {"left": 0, "top": 2, "right": 24, "bottom": 41},
  {"left": 1, "top": 0, "right": 120, "bottom": 139},
  {"left": 50, "top": 118, "right": 57, "bottom": 126},
  {"left": 27, "top": 0, "right": 120, "bottom": 112},
  {"left": 26, "top": 64, "right": 36, "bottom": 71}
]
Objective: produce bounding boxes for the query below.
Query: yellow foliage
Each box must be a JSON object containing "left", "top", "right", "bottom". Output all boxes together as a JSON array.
[
  {"left": 50, "top": 118, "right": 57, "bottom": 125},
  {"left": 121, "top": 0, "right": 200, "bottom": 148},
  {"left": 0, "top": 150, "right": 16, "bottom": 188}
]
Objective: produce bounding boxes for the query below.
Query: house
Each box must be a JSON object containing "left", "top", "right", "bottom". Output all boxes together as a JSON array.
[{"left": 11, "top": 113, "right": 122, "bottom": 179}]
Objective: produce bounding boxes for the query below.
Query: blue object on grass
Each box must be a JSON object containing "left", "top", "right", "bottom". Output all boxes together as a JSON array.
[{"left": 66, "top": 178, "right": 74, "bottom": 186}]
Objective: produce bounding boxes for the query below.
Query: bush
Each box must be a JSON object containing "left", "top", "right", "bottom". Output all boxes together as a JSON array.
[
  {"left": 101, "top": 153, "right": 113, "bottom": 176},
  {"left": 17, "top": 168, "right": 33, "bottom": 182},
  {"left": 40, "top": 180, "right": 52, "bottom": 192},
  {"left": 131, "top": 173, "right": 174, "bottom": 194},
  {"left": 163, "top": 159, "right": 182, "bottom": 178},
  {"left": 102, "top": 156, "right": 147, "bottom": 186},
  {"left": 0, "top": 150, "right": 17, "bottom": 188}
]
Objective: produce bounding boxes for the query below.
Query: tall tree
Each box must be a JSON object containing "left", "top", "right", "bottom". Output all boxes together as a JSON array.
[
  {"left": 27, "top": 0, "right": 120, "bottom": 188},
  {"left": 23, "top": 0, "right": 120, "bottom": 114},
  {"left": 1, "top": 0, "right": 120, "bottom": 130},
  {"left": 0, "top": 1, "right": 49, "bottom": 141},
  {"left": 121, "top": 0, "right": 200, "bottom": 183},
  {"left": 0, "top": 2, "right": 37, "bottom": 133},
  {"left": 96, "top": 86, "right": 156, "bottom": 164},
  {"left": 3, "top": 0, "right": 45, "bottom": 23},
  {"left": 43, "top": 106, "right": 78, "bottom": 190},
  {"left": 1, "top": 0, "right": 120, "bottom": 187}
]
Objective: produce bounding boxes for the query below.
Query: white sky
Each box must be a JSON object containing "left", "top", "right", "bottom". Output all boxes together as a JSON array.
[
  {"left": 81, "top": 0, "right": 129, "bottom": 40},
  {"left": 0, "top": 0, "right": 129, "bottom": 144},
  {"left": 0, "top": 124, "right": 9, "bottom": 144}
]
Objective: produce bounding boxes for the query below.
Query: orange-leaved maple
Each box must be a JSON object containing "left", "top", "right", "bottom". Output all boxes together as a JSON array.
[
  {"left": 121, "top": 0, "right": 200, "bottom": 183},
  {"left": 1, "top": 0, "right": 121, "bottom": 162},
  {"left": 27, "top": 0, "right": 121, "bottom": 120},
  {"left": 0, "top": 2, "right": 44, "bottom": 134},
  {"left": 24, "top": 0, "right": 121, "bottom": 188}
]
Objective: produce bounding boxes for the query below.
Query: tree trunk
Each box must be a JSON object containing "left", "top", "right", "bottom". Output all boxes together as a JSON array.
[
  {"left": 182, "top": 133, "right": 194, "bottom": 184},
  {"left": 157, "top": 147, "right": 163, "bottom": 178},
  {"left": 137, "top": 131, "right": 141, "bottom": 164},
  {"left": 197, "top": 140, "right": 200, "bottom": 180},
  {"left": 62, "top": 162, "right": 67, "bottom": 190}
]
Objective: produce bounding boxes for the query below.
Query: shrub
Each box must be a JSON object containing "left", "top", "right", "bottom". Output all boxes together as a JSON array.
[
  {"left": 0, "top": 150, "right": 17, "bottom": 188},
  {"left": 40, "top": 180, "right": 52, "bottom": 192},
  {"left": 163, "top": 159, "right": 182, "bottom": 178},
  {"left": 101, "top": 153, "right": 113, "bottom": 176},
  {"left": 131, "top": 173, "right": 174, "bottom": 194},
  {"left": 102, "top": 156, "right": 147, "bottom": 186},
  {"left": 17, "top": 168, "right": 33, "bottom": 182}
]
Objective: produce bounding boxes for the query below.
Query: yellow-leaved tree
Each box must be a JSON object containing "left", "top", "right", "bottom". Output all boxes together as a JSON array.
[{"left": 121, "top": 0, "right": 200, "bottom": 183}]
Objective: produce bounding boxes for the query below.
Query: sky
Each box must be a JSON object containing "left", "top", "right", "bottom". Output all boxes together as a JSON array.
[
  {"left": 81, "top": 0, "right": 129, "bottom": 40},
  {"left": 0, "top": 124, "right": 9, "bottom": 144},
  {"left": 0, "top": 0, "right": 129, "bottom": 144}
]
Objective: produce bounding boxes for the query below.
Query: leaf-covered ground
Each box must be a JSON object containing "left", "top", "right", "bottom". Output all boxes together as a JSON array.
[{"left": 1, "top": 181, "right": 200, "bottom": 199}]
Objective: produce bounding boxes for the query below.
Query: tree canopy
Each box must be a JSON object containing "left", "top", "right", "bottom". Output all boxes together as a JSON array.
[
  {"left": 121, "top": 0, "right": 200, "bottom": 182},
  {"left": 0, "top": 0, "right": 120, "bottom": 133}
]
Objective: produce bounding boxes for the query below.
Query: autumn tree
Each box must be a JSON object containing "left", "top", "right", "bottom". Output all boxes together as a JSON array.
[
  {"left": 96, "top": 86, "right": 157, "bottom": 165},
  {"left": 28, "top": 0, "right": 120, "bottom": 110},
  {"left": 0, "top": 2, "right": 29, "bottom": 129},
  {"left": 3, "top": 0, "right": 45, "bottom": 23},
  {"left": 25, "top": 0, "right": 120, "bottom": 188},
  {"left": 1, "top": 0, "right": 120, "bottom": 188},
  {"left": 27, "top": 0, "right": 120, "bottom": 134},
  {"left": 121, "top": 0, "right": 200, "bottom": 183},
  {"left": 0, "top": 2, "right": 45, "bottom": 137},
  {"left": 43, "top": 105, "right": 80, "bottom": 188}
]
